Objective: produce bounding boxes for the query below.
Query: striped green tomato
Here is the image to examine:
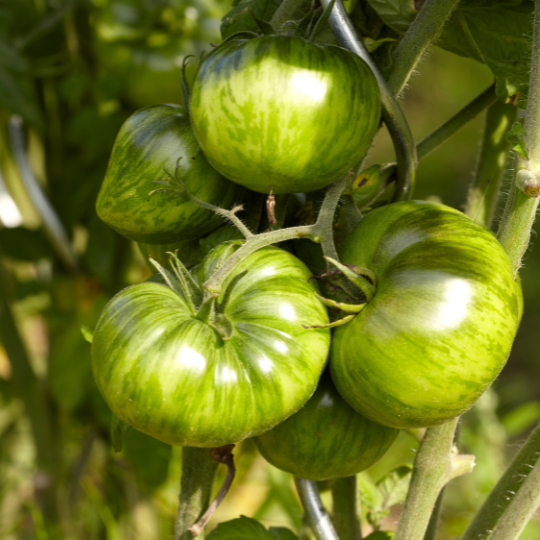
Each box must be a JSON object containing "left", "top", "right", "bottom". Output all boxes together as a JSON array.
[
  {"left": 190, "top": 36, "right": 381, "bottom": 194},
  {"left": 330, "top": 201, "right": 519, "bottom": 429},
  {"left": 96, "top": 104, "right": 242, "bottom": 244},
  {"left": 92, "top": 242, "right": 330, "bottom": 447},
  {"left": 254, "top": 372, "right": 398, "bottom": 480}
]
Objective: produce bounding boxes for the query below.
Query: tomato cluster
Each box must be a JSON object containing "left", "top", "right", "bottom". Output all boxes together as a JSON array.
[{"left": 94, "top": 30, "right": 519, "bottom": 481}]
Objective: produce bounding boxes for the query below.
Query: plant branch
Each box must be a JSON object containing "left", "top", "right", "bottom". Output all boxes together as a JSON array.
[
  {"left": 497, "top": 0, "right": 540, "bottom": 274},
  {"left": 331, "top": 476, "right": 362, "bottom": 540},
  {"left": 320, "top": 0, "right": 417, "bottom": 202},
  {"left": 461, "top": 422, "right": 540, "bottom": 540},
  {"left": 465, "top": 100, "right": 518, "bottom": 226},
  {"left": 387, "top": 0, "right": 460, "bottom": 96},
  {"left": 175, "top": 448, "right": 220, "bottom": 540},
  {"left": 423, "top": 490, "right": 444, "bottom": 540},
  {"left": 394, "top": 419, "right": 474, "bottom": 540},
  {"left": 295, "top": 478, "right": 339, "bottom": 540}
]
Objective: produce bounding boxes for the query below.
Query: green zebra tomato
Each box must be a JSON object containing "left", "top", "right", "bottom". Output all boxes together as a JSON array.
[
  {"left": 190, "top": 36, "right": 381, "bottom": 194},
  {"left": 330, "top": 201, "right": 519, "bottom": 429},
  {"left": 96, "top": 104, "right": 243, "bottom": 244},
  {"left": 92, "top": 242, "right": 330, "bottom": 447},
  {"left": 254, "top": 372, "right": 398, "bottom": 480}
]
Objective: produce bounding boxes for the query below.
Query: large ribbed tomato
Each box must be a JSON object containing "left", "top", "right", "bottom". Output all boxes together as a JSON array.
[
  {"left": 92, "top": 242, "right": 330, "bottom": 447},
  {"left": 330, "top": 201, "right": 519, "bottom": 429},
  {"left": 189, "top": 35, "right": 381, "bottom": 194}
]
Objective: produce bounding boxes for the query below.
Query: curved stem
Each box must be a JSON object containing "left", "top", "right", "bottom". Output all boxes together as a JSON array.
[
  {"left": 175, "top": 448, "right": 219, "bottom": 540},
  {"left": 320, "top": 0, "right": 417, "bottom": 202},
  {"left": 295, "top": 478, "right": 339, "bottom": 540},
  {"left": 318, "top": 177, "right": 347, "bottom": 264},
  {"left": 461, "top": 422, "right": 540, "bottom": 540},
  {"left": 394, "top": 419, "right": 474, "bottom": 540},
  {"left": 331, "top": 476, "right": 362, "bottom": 540},
  {"left": 387, "top": 0, "right": 461, "bottom": 96},
  {"left": 465, "top": 100, "right": 518, "bottom": 226},
  {"left": 498, "top": 0, "right": 540, "bottom": 274}
]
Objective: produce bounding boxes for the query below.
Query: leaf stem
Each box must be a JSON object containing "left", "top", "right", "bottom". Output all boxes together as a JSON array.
[
  {"left": 465, "top": 100, "right": 518, "bottom": 226},
  {"left": 461, "top": 423, "right": 540, "bottom": 540},
  {"left": 295, "top": 477, "right": 339, "bottom": 540},
  {"left": 331, "top": 476, "right": 362, "bottom": 540},
  {"left": 175, "top": 447, "right": 220, "bottom": 540},
  {"left": 320, "top": 0, "right": 417, "bottom": 202},
  {"left": 394, "top": 419, "right": 474, "bottom": 540},
  {"left": 387, "top": 0, "right": 461, "bottom": 96},
  {"left": 497, "top": 0, "right": 540, "bottom": 274}
]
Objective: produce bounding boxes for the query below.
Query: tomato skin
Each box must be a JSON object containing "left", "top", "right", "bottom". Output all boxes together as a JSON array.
[
  {"left": 96, "top": 104, "right": 243, "bottom": 244},
  {"left": 92, "top": 244, "right": 330, "bottom": 447},
  {"left": 190, "top": 36, "right": 381, "bottom": 194},
  {"left": 253, "top": 373, "right": 398, "bottom": 481},
  {"left": 330, "top": 201, "right": 519, "bottom": 429}
]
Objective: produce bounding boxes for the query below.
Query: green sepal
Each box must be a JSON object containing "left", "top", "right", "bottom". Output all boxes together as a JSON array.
[
  {"left": 507, "top": 121, "right": 529, "bottom": 161},
  {"left": 324, "top": 256, "right": 377, "bottom": 301},
  {"left": 315, "top": 292, "right": 366, "bottom": 313},
  {"left": 308, "top": 0, "right": 336, "bottom": 43},
  {"left": 302, "top": 314, "right": 355, "bottom": 329},
  {"left": 111, "top": 414, "right": 131, "bottom": 453},
  {"left": 181, "top": 57, "right": 193, "bottom": 119},
  {"left": 250, "top": 9, "right": 276, "bottom": 35},
  {"left": 294, "top": 6, "right": 320, "bottom": 39},
  {"left": 80, "top": 324, "right": 94, "bottom": 344}
]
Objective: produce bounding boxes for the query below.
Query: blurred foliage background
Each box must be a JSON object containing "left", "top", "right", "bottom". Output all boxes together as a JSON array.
[{"left": 0, "top": 0, "right": 539, "bottom": 539}]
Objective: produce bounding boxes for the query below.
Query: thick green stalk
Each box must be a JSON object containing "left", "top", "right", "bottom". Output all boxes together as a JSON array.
[
  {"left": 175, "top": 447, "right": 219, "bottom": 540},
  {"left": 387, "top": 0, "right": 461, "bottom": 96},
  {"left": 0, "top": 262, "right": 59, "bottom": 523},
  {"left": 394, "top": 419, "right": 474, "bottom": 540},
  {"left": 331, "top": 476, "right": 362, "bottom": 540},
  {"left": 423, "top": 490, "right": 444, "bottom": 540},
  {"left": 465, "top": 101, "right": 518, "bottom": 226},
  {"left": 461, "top": 423, "right": 540, "bottom": 540},
  {"left": 498, "top": 0, "right": 540, "bottom": 274}
]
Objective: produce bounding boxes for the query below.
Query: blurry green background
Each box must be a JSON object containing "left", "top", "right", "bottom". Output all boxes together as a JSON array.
[{"left": 0, "top": 0, "right": 539, "bottom": 539}]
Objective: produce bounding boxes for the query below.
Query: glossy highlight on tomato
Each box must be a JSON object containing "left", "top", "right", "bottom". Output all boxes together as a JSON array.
[
  {"left": 190, "top": 35, "right": 381, "bottom": 194},
  {"left": 254, "top": 372, "right": 398, "bottom": 480},
  {"left": 92, "top": 242, "right": 330, "bottom": 447},
  {"left": 96, "top": 104, "right": 243, "bottom": 244},
  {"left": 330, "top": 201, "right": 519, "bottom": 429}
]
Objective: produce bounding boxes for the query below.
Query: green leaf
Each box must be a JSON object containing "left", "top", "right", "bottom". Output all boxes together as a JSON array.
[
  {"left": 365, "top": 532, "right": 395, "bottom": 540},
  {"left": 110, "top": 414, "right": 131, "bottom": 453},
  {"left": 507, "top": 121, "right": 529, "bottom": 160},
  {"left": 364, "top": 0, "right": 416, "bottom": 32},
  {"left": 80, "top": 325, "right": 94, "bottom": 344},
  {"left": 221, "top": 0, "right": 281, "bottom": 39},
  {"left": 502, "top": 401, "right": 540, "bottom": 437},
  {"left": 377, "top": 464, "right": 413, "bottom": 509},
  {"left": 358, "top": 472, "right": 383, "bottom": 511},
  {"left": 207, "top": 516, "right": 298, "bottom": 539}
]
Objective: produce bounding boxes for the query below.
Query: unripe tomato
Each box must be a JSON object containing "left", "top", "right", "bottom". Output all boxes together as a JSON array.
[
  {"left": 97, "top": 104, "right": 243, "bottom": 244},
  {"left": 92, "top": 242, "right": 330, "bottom": 447},
  {"left": 190, "top": 36, "right": 381, "bottom": 194},
  {"left": 330, "top": 201, "right": 519, "bottom": 429},
  {"left": 254, "top": 373, "right": 398, "bottom": 480}
]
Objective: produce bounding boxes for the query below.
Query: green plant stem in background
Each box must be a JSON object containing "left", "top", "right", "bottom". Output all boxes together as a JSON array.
[
  {"left": 0, "top": 262, "right": 59, "bottom": 524},
  {"left": 465, "top": 101, "right": 518, "bottom": 226},
  {"left": 394, "top": 419, "right": 474, "bottom": 540},
  {"left": 498, "top": 0, "right": 540, "bottom": 273},
  {"left": 295, "top": 478, "right": 339, "bottom": 540},
  {"left": 175, "top": 447, "right": 219, "bottom": 540},
  {"left": 321, "top": 0, "right": 417, "bottom": 202},
  {"left": 461, "top": 423, "right": 540, "bottom": 540},
  {"left": 423, "top": 490, "right": 444, "bottom": 540},
  {"left": 387, "top": 0, "right": 461, "bottom": 96},
  {"left": 331, "top": 476, "right": 362, "bottom": 540}
]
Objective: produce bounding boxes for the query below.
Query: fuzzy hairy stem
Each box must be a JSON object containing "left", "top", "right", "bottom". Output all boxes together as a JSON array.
[
  {"left": 388, "top": 0, "right": 461, "bottom": 96},
  {"left": 175, "top": 448, "right": 219, "bottom": 540},
  {"left": 394, "top": 419, "right": 474, "bottom": 540},
  {"left": 498, "top": 0, "right": 540, "bottom": 274},
  {"left": 423, "top": 490, "right": 444, "bottom": 540},
  {"left": 295, "top": 478, "right": 339, "bottom": 540},
  {"left": 465, "top": 101, "right": 518, "bottom": 226},
  {"left": 461, "top": 423, "right": 540, "bottom": 540},
  {"left": 331, "top": 476, "right": 362, "bottom": 540},
  {"left": 320, "top": 0, "right": 417, "bottom": 202}
]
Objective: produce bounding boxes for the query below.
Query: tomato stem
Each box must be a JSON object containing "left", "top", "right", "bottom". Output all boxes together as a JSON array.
[
  {"left": 331, "top": 476, "right": 362, "bottom": 540},
  {"left": 321, "top": 0, "right": 417, "bottom": 203}
]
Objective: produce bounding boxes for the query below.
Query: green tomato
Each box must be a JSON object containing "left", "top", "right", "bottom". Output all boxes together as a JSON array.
[
  {"left": 330, "top": 201, "right": 519, "bottom": 429},
  {"left": 190, "top": 36, "right": 381, "bottom": 194},
  {"left": 96, "top": 104, "right": 243, "bottom": 244},
  {"left": 254, "top": 373, "right": 398, "bottom": 481},
  {"left": 92, "top": 242, "right": 330, "bottom": 447}
]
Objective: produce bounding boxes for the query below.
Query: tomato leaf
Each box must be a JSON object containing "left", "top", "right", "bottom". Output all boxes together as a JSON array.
[
  {"left": 364, "top": 532, "right": 395, "bottom": 540},
  {"left": 364, "top": 0, "right": 416, "bottom": 32},
  {"left": 507, "top": 121, "right": 529, "bottom": 161},
  {"left": 207, "top": 516, "right": 298, "bottom": 539},
  {"left": 376, "top": 464, "right": 413, "bottom": 509},
  {"left": 221, "top": 0, "right": 281, "bottom": 39},
  {"left": 80, "top": 325, "right": 94, "bottom": 344}
]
